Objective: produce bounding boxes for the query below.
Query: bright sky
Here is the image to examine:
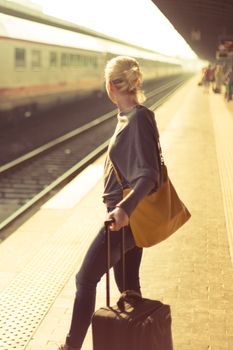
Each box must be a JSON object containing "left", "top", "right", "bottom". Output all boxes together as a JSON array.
[{"left": 28, "top": 0, "right": 197, "bottom": 59}]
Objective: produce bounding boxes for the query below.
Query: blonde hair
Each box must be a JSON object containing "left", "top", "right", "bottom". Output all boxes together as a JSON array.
[{"left": 104, "top": 56, "right": 146, "bottom": 103}]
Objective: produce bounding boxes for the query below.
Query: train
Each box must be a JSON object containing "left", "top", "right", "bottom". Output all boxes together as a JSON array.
[{"left": 0, "top": 12, "right": 184, "bottom": 123}]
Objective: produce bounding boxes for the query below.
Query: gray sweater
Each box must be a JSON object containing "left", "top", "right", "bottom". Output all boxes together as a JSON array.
[{"left": 102, "top": 105, "right": 163, "bottom": 216}]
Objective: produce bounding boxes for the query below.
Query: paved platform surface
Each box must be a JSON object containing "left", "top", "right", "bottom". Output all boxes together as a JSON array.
[{"left": 0, "top": 76, "right": 233, "bottom": 350}]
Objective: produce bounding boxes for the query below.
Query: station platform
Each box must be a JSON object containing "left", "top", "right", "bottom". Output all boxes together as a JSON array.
[{"left": 0, "top": 76, "right": 233, "bottom": 350}]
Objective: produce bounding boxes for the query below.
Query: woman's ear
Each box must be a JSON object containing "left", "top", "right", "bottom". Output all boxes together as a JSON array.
[
  {"left": 108, "top": 81, "right": 114, "bottom": 92},
  {"left": 105, "top": 80, "right": 112, "bottom": 94}
]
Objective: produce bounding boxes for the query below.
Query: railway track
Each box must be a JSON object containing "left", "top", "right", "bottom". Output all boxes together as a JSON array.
[{"left": 0, "top": 74, "right": 191, "bottom": 236}]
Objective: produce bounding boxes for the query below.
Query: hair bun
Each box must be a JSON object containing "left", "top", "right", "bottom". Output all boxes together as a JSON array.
[{"left": 104, "top": 56, "right": 146, "bottom": 103}]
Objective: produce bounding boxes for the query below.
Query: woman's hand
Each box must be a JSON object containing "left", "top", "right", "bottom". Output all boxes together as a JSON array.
[{"left": 107, "top": 207, "right": 129, "bottom": 231}]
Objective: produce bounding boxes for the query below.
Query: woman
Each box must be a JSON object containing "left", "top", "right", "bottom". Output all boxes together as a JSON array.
[{"left": 58, "top": 56, "right": 163, "bottom": 350}]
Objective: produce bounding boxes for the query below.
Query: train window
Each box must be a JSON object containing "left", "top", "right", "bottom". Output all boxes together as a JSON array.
[
  {"left": 50, "top": 52, "right": 57, "bottom": 67},
  {"left": 61, "top": 53, "right": 66, "bottom": 66},
  {"left": 92, "top": 56, "right": 97, "bottom": 68},
  {"left": 15, "top": 48, "right": 26, "bottom": 67},
  {"left": 70, "top": 54, "right": 77, "bottom": 66},
  {"left": 77, "top": 55, "right": 82, "bottom": 66},
  {"left": 87, "top": 56, "right": 92, "bottom": 66},
  {"left": 32, "top": 50, "right": 41, "bottom": 68},
  {"left": 107, "top": 53, "right": 115, "bottom": 61},
  {"left": 79, "top": 55, "right": 84, "bottom": 65},
  {"left": 74, "top": 55, "right": 80, "bottom": 66},
  {"left": 89, "top": 56, "right": 93, "bottom": 67},
  {"left": 84, "top": 56, "right": 89, "bottom": 66},
  {"left": 82, "top": 56, "right": 86, "bottom": 65},
  {"left": 61, "top": 53, "right": 70, "bottom": 66},
  {"left": 81, "top": 55, "right": 89, "bottom": 66}
]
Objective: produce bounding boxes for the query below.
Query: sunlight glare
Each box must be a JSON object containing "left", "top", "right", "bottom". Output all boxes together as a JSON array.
[{"left": 30, "top": 0, "right": 197, "bottom": 59}]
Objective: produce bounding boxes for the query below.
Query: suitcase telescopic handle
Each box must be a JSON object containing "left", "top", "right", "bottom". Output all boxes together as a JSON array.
[{"left": 104, "top": 219, "right": 125, "bottom": 307}]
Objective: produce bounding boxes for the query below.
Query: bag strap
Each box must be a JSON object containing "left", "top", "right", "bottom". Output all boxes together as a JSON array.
[
  {"left": 157, "top": 139, "right": 165, "bottom": 165},
  {"left": 105, "top": 219, "right": 125, "bottom": 307}
]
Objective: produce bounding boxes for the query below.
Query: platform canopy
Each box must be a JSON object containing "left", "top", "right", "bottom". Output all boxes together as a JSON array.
[{"left": 152, "top": 0, "right": 233, "bottom": 61}]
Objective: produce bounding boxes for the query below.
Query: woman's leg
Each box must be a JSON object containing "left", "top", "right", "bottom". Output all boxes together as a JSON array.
[{"left": 65, "top": 224, "right": 136, "bottom": 349}]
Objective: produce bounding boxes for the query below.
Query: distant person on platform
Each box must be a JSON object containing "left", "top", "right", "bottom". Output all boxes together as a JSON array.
[
  {"left": 225, "top": 66, "right": 233, "bottom": 101},
  {"left": 202, "top": 64, "right": 213, "bottom": 93},
  {"left": 213, "top": 64, "right": 223, "bottom": 93}
]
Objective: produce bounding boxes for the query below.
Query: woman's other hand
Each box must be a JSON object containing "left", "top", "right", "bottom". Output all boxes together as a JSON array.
[{"left": 108, "top": 207, "right": 129, "bottom": 231}]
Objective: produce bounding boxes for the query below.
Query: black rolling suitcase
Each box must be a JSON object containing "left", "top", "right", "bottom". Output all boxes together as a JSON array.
[{"left": 92, "top": 220, "right": 173, "bottom": 350}]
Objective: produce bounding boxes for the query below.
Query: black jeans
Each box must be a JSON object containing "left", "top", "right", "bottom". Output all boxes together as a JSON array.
[{"left": 66, "top": 222, "right": 143, "bottom": 349}]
